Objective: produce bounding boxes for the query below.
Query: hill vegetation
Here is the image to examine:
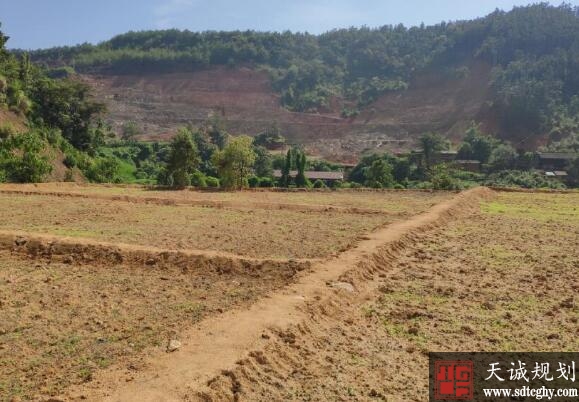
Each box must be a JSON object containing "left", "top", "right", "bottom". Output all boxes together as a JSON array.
[
  {"left": 0, "top": 23, "right": 121, "bottom": 183},
  {"left": 29, "top": 4, "right": 579, "bottom": 142},
  {"left": 2, "top": 5, "right": 579, "bottom": 188}
]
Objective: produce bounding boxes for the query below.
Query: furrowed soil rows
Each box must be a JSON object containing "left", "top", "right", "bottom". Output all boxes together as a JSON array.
[
  {"left": 0, "top": 185, "right": 457, "bottom": 401},
  {"left": 61, "top": 187, "right": 494, "bottom": 401},
  {"left": 0, "top": 188, "right": 453, "bottom": 259},
  {"left": 193, "top": 191, "right": 579, "bottom": 401}
]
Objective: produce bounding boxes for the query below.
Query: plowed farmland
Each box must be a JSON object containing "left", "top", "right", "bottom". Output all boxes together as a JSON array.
[
  {"left": 1, "top": 187, "right": 576, "bottom": 402},
  {"left": 195, "top": 192, "right": 579, "bottom": 401},
  {"left": 0, "top": 184, "right": 453, "bottom": 401},
  {"left": 0, "top": 185, "right": 453, "bottom": 259}
]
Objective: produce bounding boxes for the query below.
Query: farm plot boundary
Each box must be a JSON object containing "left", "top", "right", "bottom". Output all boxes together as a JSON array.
[{"left": 63, "top": 187, "right": 494, "bottom": 401}]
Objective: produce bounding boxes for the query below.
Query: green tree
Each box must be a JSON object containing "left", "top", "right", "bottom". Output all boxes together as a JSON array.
[
  {"left": 294, "top": 151, "right": 309, "bottom": 187},
  {"left": 392, "top": 158, "right": 411, "bottom": 182},
  {"left": 254, "top": 124, "right": 286, "bottom": 149},
  {"left": 205, "top": 115, "right": 229, "bottom": 149},
  {"left": 191, "top": 129, "right": 218, "bottom": 176},
  {"left": 163, "top": 128, "right": 200, "bottom": 187},
  {"left": 457, "top": 124, "right": 497, "bottom": 163},
  {"left": 19, "top": 53, "right": 31, "bottom": 87},
  {"left": 212, "top": 135, "right": 256, "bottom": 189},
  {"left": 253, "top": 145, "right": 273, "bottom": 177},
  {"left": 419, "top": 132, "right": 449, "bottom": 170},
  {"left": 364, "top": 159, "right": 394, "bottom": 188},
  {"left": 31, "top": 78, "right": 105, "bottom": 151},
  {"left": 488, "top": 143, "right": 518, "bottom": 172},
  {"left": 280, "top": 148, "right": 292, "bottom": 187}
]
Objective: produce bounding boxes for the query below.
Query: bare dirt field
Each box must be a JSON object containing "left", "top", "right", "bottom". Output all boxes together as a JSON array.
[
  {"left": 0, "top": 185, "right": 453, "bottom": 259},
  {"left": 0, "top": 183, "right": 454, "bottom": 213},
  {"left": 0, "top": 250, "right": 295, "bottom": 400},
  {"left": 1, "top": 188, "right": 577, "bottom": 402},
  {"left": 194, "top": 192, "right": 579, "bottom": 401},
  {"left": 0, "top": 185, "right": 454, "bottom": 401}
]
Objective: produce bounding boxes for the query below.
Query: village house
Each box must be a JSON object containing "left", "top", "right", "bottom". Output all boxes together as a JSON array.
[{"left": 272, "top": 170, "right": 344, "bottom": 185}]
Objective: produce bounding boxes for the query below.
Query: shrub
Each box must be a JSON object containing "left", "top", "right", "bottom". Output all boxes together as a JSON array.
[
  {"left": 63, "top": 154, "right": 77, "bottom": 168},
  {"left": 0, "top": 123, "right": 16, "bottom": 140},
  {"left": 484, "top": 170, "right": 566, "bottom": 189},
  {"left": 44, "top": 128, "right": 62, "bottom": 146},
  {"left": 248, "top": 175, "right": 260, "bottom": 188},
  {"left": 258, "top": 177, "right": 274, "bottom": 187},
  {"left": 412, "top": 181, "right": 434, "bottom": 189},
  {"left": 157, "top": 170, "right": 174, "bottom": 187},
  {"left": 64, "top": 169, "right": 75, "bottom": 182},
  {"left": 136, "top": 160, "right": 162, "bottom": 181},
  {"left": 341, "top": 107, "right": 360, "bottom": 118},
  {"left": 0, "top": 131, "right": 52, "bottom": 183},
  {"left": 331, "top": 180, "right": 343, "bottom": 189},
  {"left": 171, "top": 169, "right": 190, "bottom": 187},
  {"left": 313, "top": 179, "right": 327, "bottom": 188},
  {"left": 86, "top": 157, "right": 120, "bottom": 183},
  {"left": 205, "top": 176, "right": 220, "bottom": 188},
  {"left": 190, "top": 171, "right": 207, "bottom": 188},
  {"left": 3, "top": 152, "right": 52, "bottom": 183},
  {"left": 430, "top": 165, "right": 463, "bottom": 190},
  {"left": 0, "top": 75, "right": 7, "bottom": 94}
]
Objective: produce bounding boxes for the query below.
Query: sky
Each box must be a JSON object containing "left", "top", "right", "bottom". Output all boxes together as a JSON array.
[{"left": 1, "top": 0, "right": 577, "bottom": 49}]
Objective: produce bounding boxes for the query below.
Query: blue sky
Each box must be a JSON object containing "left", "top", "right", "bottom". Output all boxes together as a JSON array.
[{"left": 1, "top": 0, "right": 577, "bottom": 49}]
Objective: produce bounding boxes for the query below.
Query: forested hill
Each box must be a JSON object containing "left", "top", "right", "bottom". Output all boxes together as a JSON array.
[{"left": 26, "top": 4, "right": 579, "bottom": 152}]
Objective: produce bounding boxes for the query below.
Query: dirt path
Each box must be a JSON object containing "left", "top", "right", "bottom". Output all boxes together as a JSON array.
[{"left": 63, "top": 187, "right": 493, "bottom": 401}]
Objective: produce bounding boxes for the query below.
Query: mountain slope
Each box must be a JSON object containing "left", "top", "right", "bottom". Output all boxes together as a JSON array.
[
  {"left": 28, "top": 4, "right": 579, "bottom": 159},
  {"left": 80, "top": 61, "right": 492, "bottom": 161}
]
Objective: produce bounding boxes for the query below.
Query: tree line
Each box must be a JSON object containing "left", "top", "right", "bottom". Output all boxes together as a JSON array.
[
  {"left": 0, "top": 23, "right": 112, "bottom": 183},
  {"left": 25, "top": 4, "right": 579, "bottom": 142}
]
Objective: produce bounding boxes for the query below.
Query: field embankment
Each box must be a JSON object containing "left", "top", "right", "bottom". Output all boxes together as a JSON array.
[
  {"left": 62, "top": 187, "right": 495, "bottom": 401},
  {"left": 0, "top": 185, "right": 455, "bottom": 401},
  {"left": 195, "top": 190, "right": 579, "bottom": 401}
]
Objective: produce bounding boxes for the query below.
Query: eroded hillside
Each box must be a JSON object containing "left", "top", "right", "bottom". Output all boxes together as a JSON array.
[{"left": 84, "top": 63, "right": 492, "bottom": 161}]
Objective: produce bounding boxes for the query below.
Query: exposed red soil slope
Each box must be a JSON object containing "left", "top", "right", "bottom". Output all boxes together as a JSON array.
[{"left": 84, "top": 63, "right": 494, "bottom": 162}]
